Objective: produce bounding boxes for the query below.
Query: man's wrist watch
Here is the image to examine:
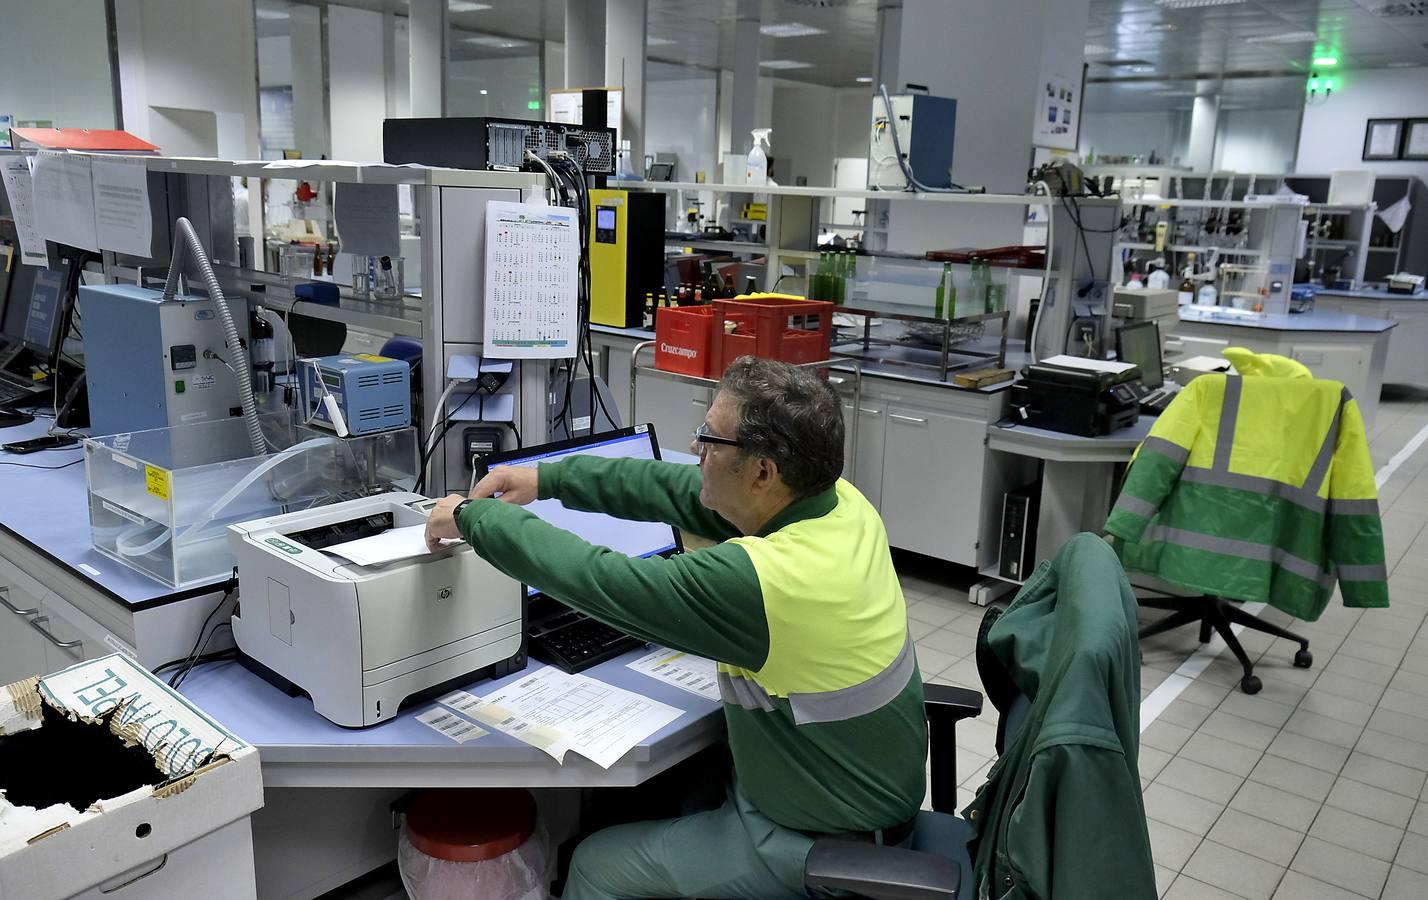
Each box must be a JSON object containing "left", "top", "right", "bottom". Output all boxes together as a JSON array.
[{"left": 452, "top": 499, "right": 474, "bottom": 523}]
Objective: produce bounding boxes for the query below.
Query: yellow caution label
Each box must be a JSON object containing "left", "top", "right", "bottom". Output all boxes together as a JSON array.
[
  {"left": 144, "top": 465, "right": 171, "bottom": 500},
  {"left": 354, "top": 353, "right": 393, "bottom": 363},
  {"left": 741, "top": 202, "right": 768, "bottom": 222}
]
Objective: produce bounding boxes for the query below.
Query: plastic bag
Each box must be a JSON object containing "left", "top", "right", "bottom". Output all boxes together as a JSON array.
[{"left": 398, "top": 822, "right": 550, "bottom": 900}]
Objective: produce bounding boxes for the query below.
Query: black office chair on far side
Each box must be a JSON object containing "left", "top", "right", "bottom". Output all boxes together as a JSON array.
[{"left": 804, "top": 534, "right": 1156, "bottom": 900}]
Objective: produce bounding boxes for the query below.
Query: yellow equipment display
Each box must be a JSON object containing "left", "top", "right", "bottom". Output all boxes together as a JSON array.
[{"left": 589, "top": 188, "right": 665, "bottom": 328}]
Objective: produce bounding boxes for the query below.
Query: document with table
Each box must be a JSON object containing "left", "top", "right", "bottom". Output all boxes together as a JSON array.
[{"left": 439, "top": 666, "right": 683, "bottom": 768}]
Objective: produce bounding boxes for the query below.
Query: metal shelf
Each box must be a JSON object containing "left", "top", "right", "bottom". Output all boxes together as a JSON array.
[
  {"left": 221, "top": 267, "right": 424, "bottom": 337},
  {"left": 664, "top": 239, "right": 768, "bottom": 254},
  {"left": 614, "top": 179, "right": 1055, "bottom": 207},
  {"left": 1117, "top": 242, "right": 1263, "bottom": 257}
]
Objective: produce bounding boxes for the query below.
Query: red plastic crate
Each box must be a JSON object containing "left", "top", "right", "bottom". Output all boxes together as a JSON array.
[
  {"left": 709, "top": 294, "right": 834, "bottom": 375},
  {"left": 654, "top": 306, "right": 717, "bottom": 377}
]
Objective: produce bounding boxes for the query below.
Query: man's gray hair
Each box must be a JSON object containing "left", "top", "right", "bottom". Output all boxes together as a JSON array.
[{"left": 716, "top": 356, "right": 845, "bottom": 498}]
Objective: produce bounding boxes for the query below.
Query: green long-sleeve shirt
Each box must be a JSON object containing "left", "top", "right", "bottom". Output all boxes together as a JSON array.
[{"left": 457, "top": 455, "right": 926, "bottom": 834}]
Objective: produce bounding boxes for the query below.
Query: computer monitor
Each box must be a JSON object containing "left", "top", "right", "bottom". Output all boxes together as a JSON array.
[
  {"left": 22, "top": 267, "right": 67, "bottom": 358},
  {"left": 1117, "top": 321, "right": 1163, "bottom": 391},
  {"left": 1, "top": 259, "right": 39, "bottom": 348},
  {"left": 475, "top": 424, "right": 683, "bottom": 597}
]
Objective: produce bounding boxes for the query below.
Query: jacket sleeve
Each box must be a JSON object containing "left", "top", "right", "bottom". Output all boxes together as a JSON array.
[
  {"left": 538, "top": 455, "right": 742, "bottom": 543},
  {"left": 1104, "top": 378, "right": 1206, "bottom": 543},
  {"left": 1326, "top": 392, "right": 1389, "bottom": 609},
  {"left": 1008, "top": 744, "right": 1158, "bottom": 900},
  {"left": 458, "top": 497, "right": 770, "bottom": 670}
]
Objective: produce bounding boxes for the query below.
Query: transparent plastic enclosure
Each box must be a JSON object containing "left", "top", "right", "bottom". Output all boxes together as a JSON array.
[{"left": 84, "top": 414, "right": 418, "bottom": 589}]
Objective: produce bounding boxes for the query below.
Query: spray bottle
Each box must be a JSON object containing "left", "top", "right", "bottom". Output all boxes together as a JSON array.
[{"left": 745, "top": 129, "right": 772, "bottom": 187}]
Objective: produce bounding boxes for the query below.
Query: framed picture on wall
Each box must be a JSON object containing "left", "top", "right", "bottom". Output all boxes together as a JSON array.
[
  {"left": 1363, "top": 119, "right": 1404, "bottom": 161},
  {"left": 1403, "top": 119, "right": 1428, "bottom": 161}
]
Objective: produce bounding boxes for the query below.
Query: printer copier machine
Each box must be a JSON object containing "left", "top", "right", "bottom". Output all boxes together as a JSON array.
[{"left": 229, "top": 493, "right": 525, "bottom": 727}]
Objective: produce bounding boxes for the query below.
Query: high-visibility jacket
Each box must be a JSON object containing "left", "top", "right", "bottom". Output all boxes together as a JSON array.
[
  {"left": 457, "top": 455, "right": 926, "bottom": 834},
  {"left": 1104, "top": 374, "right": 1388, "bottom": 622}
]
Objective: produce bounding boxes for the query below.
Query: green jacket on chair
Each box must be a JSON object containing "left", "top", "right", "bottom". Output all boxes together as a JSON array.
[{"left": 964, "top": 533, "right": 1156, "bottom": 899}]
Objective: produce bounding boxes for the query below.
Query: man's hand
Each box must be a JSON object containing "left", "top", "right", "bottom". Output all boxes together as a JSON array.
[
  {"left": 425, "top": 494, "right": 467, "bottom": 552},
  {"left": 471, "top": 465, "right": 538, "bottom": 505}
]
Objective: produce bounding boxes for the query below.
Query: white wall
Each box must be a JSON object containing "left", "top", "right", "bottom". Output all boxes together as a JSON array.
[
  {"left": 1079, "top": 109, "right": 1190, "bottom": 163},
  {"left": 0, "top": 1, "right": 115, "bottom": 129},
  {"left": 646, "top": 76, "right": 718, "bottom": 182},
  {"left": 1214, "top": 108, "right": 1300, "bottom": 173},
  {"left": 258, "top": 35, "right": 293, "bottom": 90},
  {"left": 115, "top": 0, "right": 259, "bottom": 159},
  {"left": 327, "top": 5, "right": 386, "bottom": 162},
  {"left": 770, "top": 80, "right": 836, "bottom": 186},
  {"left": 448, "top": 56, "right": 543, "bottom": 119},
  {"left": 1297, "top": 67, "right": 1428, "bottom": 180}
]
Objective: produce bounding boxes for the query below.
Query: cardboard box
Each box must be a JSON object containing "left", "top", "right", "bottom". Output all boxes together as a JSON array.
[
  {"left": 0, "top": 654, "right": 263, "bottom": 899},
  {"left": 1113, "top": 288, "right": 1179, "bottom": 321}
]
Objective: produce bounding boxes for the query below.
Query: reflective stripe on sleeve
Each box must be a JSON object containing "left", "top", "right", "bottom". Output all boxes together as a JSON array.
[
  {"left": 718, "top": 670, "right": 777, "bottom": 712},
  {"left": 1337, "top": 563, "right": 1388, "bottom": 583},
  {"left": 1112, "top": 493, "right": 1158, "bottom": 519},
  {"left": 1213, "top": 376, "right": 1242, "bottom": 471},
  {"left": 1141, "top": 436, "right": 1189, "bottom": 465}
]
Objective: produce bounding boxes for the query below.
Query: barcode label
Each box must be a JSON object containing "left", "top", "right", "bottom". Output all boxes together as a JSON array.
[{"left": 417, "top": 707, "right": 488, "bottom": 744}]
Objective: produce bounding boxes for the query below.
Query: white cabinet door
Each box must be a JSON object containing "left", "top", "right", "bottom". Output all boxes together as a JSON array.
[
  {"left": 841, "top": 399, "right": 886, "bottom": 508},
  {"left": 632, "top": 376, "right": 712, "bottom": 451},
  {"left": 1384, "top": 305, "right": 1428, "bottom": 385},
  {"left": 0, "top": 585, "right": 49, "bottom": 683},
  {"left": 880, "top": 404, "right": 986, "bottom": 566},
  {"left": 35, "top": 593, "right": 110, "bottom": 673},
  {"left": 1291, "top": 344, "right": 1369, "bottom": 399}
]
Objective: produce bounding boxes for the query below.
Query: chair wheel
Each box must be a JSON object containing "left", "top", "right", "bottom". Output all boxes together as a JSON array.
[
  {"left": 1294, "top": 649, "right": 1313, "bottom": 668},
  {"left": 1240, "top": 675, "right": 1262, "bottom": 695}
]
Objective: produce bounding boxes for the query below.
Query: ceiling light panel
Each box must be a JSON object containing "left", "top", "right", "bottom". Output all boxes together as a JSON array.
[
  {"left": 760, "top": 23, "right": 827, "bottom": 38},
  {"left": 760, "top": 59, "right": 814, "bottom": 69},
  {"left": 465, "top": 35, "right": 528, "bottom": 48},
  {"left": 1084, "top": 43, "right": 1116, "bottom": 55},
  {"left": 1155, "top": 0, "right": 1248, "bottom": 8},
  {"left": 646, "top": 36, "right": 675, "bottom": 46},
  {"left": 448, "top": 1, "right": 492, "bottom": 11},
  {"left": 1242, "top": 31, "right": 1319, "bottom": 44}
]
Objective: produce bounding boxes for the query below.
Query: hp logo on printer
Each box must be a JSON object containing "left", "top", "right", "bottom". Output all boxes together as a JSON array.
[{"left": 438, "top": 587, "right": 453, "bottom": 601}]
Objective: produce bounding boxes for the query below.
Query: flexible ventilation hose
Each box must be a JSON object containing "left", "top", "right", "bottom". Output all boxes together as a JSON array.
[{"left": 164, "top": 217, "right": 265, "bottom": 458}]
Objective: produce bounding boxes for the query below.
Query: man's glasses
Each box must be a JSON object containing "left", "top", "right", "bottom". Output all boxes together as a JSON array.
[{"left": 694, "top": 421, "right": 741, "bottom": 453}]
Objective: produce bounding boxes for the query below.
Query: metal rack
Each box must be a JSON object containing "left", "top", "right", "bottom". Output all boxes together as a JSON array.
[
  {"left": 831, "top": 300, "right": 1010, "bottom": 382},
  {"left": 628, "top": 342, "right": 862, "bottom": 473}
]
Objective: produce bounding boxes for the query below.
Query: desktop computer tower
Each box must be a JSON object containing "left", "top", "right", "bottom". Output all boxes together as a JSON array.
[
  {"left": 589, "top": 189, "right": 665, "bottom": 328},
  {"left": 999, "top": 482, "right": 1041, "bottom": 581}
]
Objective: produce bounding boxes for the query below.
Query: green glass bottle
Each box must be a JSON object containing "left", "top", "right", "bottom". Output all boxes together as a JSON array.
[
  {"left": 934, "top": 263, "right": 946, "bottom": 319},
  {"left": 944, "top": 263, "right": 957, "bottom": 320},
  {"left": 832, "top": 252, "right": 846, "bottom": 305},
  {"left": 846, "top": 252, "right": 858, "bottom": 303},
  {"left": 986, "top": 262, "right": 1006, "bottom": 313}
]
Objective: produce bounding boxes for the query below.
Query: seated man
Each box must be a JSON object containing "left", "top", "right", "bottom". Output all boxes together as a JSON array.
[{"left": 425, "top": 356, "right": 926, "bottom": 900}]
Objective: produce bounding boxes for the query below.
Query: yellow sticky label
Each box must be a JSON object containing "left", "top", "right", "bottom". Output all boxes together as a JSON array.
[
  {"left": 145, "top": 465, "right": 171, "bottom": 500},
  {"left": 354, "top": 353, "right": 392, "bottom": 363}
]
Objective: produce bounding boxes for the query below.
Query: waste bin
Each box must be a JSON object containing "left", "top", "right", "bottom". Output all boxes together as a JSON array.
[{"left": 399, "top": 788, "right": 550, "bottom": 900}]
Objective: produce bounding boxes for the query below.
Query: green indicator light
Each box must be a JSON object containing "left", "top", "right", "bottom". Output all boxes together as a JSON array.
[
  {"left": 527, "top": 100, "right": 541, "bottom": 110},
  {"left": 1313, "top": 56, "right": 1338, "bottom": 67}
]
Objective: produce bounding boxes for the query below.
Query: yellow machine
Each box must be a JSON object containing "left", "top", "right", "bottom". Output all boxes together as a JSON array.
[{"left": 589, "top": 188, "right": 665, "bottom": 327}]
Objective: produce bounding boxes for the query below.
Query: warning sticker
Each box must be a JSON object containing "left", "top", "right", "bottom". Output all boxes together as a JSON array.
[{"left": 144, "top": 465, "right": 171, "bottom": 500}]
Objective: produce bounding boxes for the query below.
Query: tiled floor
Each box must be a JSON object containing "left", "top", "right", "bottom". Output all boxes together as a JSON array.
[{"left": 902, "top": 386, "right": 1428, "bottom": 900}]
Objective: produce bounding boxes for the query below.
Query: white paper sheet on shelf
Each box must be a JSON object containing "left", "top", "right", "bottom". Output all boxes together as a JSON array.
[
  {"left": 1040, "top": 354, "right": 1137, "bottom": 375},
  {"left": 32, "top": 151, "right": 98, "bottom": 252},
  {"left": 322, "top": 524, "right": 444, "bottom": 566},
  {"left": 439, "top": 667, "right": 682, "bottom": 768},
  {"left": 1, "top": 156, "right": 47, "bottom": 265},
  {"left": 91, "top": 156, "right": 152, "bottom": 258},
  {"left": 626, "top": 647, "right": 720, "bottom": 702}
]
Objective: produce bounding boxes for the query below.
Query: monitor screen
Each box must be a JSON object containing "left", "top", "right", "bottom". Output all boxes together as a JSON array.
[
  {"left": 1117, "top": 321, "right": 1163, "bottom": 390},
  {"left": 23, "top": 267, "right": 65, "bottom": 356},
  {"left": 480, "top": 426, "right": 680, "bottom": 597},
  {"left": 595, "top": 207, "right": 617, "bottom": 231},
  {"left": 1, "top": 260, "right": 39, "bottom": 345}
]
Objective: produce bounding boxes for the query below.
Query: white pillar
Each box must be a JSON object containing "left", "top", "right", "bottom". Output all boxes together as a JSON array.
[
  {"left": 729, "top": 0, "right": 761, "bottom": 158},
  {"left": 408, "top": 0, "right": 445, "bottom": 117},
  {"left": 605, "top": 0, "right": 647, "bottom": 175},
  {"left": 1186, "top": 95, "right": 1219, "bottom": 171},
  {"left": 565, "top": 0, "right": 605, "bottom": 90}
]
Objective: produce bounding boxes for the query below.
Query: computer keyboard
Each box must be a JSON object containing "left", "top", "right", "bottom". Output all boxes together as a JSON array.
[
  {"left": 0, "top": 384, "right": 34, "bottom": 407},
  {"left": 528, "top": 609, "right": 644, "bottom": 674},
  {"left": 1140, "top": 388, "right": 1174, "bottom": 416}
]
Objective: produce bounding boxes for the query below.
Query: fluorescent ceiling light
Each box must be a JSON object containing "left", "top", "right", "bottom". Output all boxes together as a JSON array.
[
  {"left": 856, "top": 76, "right": 873, "bottom": 83},
  {"left": 1153, "top": 89, "right": 1195, "bottom": 96},
  {"left": 1084, "top": 43, "right": 1116, "bottom": 56},
  {"left": 1313, "top": 56, "right": 1339, "bottom": 66},
  {"left": 1387, "top": 61, "right": 1423, "bottom": 67},
  {"left": 1122, "top": 65, "right": 1156, "bottom": 73},
  {"left": 760, "top": 22, "right": 826, "bottom": 38},
  {"left": 449, "top": 1, "right": 492, "bottom": 11},
  {"left": 760, "top": 59, "right": 813, "bottom": 69},
  {"left": 1243, "top": 31, "right": 1319, "bottom": 44},
  {"left": 465, "top": 35, "right": 528, "bottom": 48},
  {"left": 255, "top": 7, "right": 289, "bottom": 19},
  {"left": 1155, "top": 0, "right": 1247, "bottom": 7},
  {"left": 646, "top": 36, "right": 675, "bottom": 46},
  {"left": 479, "top": 89, "right": 489, "bottom": 95}
]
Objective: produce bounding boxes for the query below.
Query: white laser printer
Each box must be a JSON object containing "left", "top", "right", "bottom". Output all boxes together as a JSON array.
[{"left": 228, "top": 492, "right": 525, "bottom": 727}]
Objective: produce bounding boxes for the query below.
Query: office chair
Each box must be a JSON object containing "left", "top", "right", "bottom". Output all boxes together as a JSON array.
[{"left": 804, "top": 534, "right": 1154, "bottom": 899}]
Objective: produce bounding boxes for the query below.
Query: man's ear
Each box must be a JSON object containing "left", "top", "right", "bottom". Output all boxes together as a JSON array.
[{"left": 752, "top": 455, "right": 780, "bottom": 491}]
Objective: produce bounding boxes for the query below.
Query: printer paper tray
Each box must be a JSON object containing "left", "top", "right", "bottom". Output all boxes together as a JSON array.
[{"left": 362, "top": 617, "right": 523, "bottom": 687}]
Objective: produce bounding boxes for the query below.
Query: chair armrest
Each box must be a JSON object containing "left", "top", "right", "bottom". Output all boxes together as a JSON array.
[
  {"left": 803, "top": 838, "right": 962, "bottom": 900},
  {"left": 924, "top": 684, "right": 983, "bottom": 813}
]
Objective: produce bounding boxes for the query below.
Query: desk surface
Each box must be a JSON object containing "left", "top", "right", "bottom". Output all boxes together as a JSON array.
[
  {"left": 1177, "top": 306, "right": 1397, "bottom": 334},
  {"left": 987, "top": 415, "right": 1153, "bottom": 463},
  {"left": 179, "top": 649, "right": 725, "bottom": 788},
  {"left": 0, "top": 418, "right": 204, "bottom": 608}
]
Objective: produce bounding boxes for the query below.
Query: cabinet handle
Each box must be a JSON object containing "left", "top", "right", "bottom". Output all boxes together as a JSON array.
[
  {"left": 29, "top": 616, "right": 83, "bottom": 650},
  {"left": 859, "top": 407, "right": 881, "bottom": 417},
  {"left": 691, "top": 398, "right": 709, "bottom": 407},
  {"left": 0, "top": 587, "right": 39, "bottom": 617},
  {"left": 889, "top": 413, "right": 928, "bottom": 426}
]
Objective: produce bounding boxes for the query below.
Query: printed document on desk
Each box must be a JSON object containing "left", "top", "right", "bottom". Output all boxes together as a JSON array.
[
  {"left": 482, "top": 201, "right": 578, "bottom": 360},
  {"left": 439, "top": 667, "right": 682, "bottom": 768},
  {"left": 627, "top": 647, "right": 720, "bottom": 702}
]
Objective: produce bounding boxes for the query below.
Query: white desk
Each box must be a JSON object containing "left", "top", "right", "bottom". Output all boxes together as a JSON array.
[{"left": 1311, "top": 288, "right": 1428, "bottom": 387}]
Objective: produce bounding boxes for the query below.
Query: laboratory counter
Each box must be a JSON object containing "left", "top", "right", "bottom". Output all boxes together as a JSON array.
[
  {"left": 1176, "top": 305, "right": 1397, "bottom": 333},
  {"left": 1315, "top": 286, "right": 1427, "bottom": 302},
  {"left": 1309, "top": 290, "right": 1428, "bottom": 387}
]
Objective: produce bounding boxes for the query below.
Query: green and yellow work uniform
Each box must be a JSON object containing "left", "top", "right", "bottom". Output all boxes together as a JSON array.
[
  {"left": 1105, "top": 374, "right": 1388, "bottom": 620},
  {"left": 455, "top": 455, "right": 926, "bottom": 900}
]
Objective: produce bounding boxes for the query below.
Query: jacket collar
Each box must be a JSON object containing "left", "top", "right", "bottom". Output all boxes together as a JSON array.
[{"left": 754, "top": 484, "right": 839, "bottom": 537}]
